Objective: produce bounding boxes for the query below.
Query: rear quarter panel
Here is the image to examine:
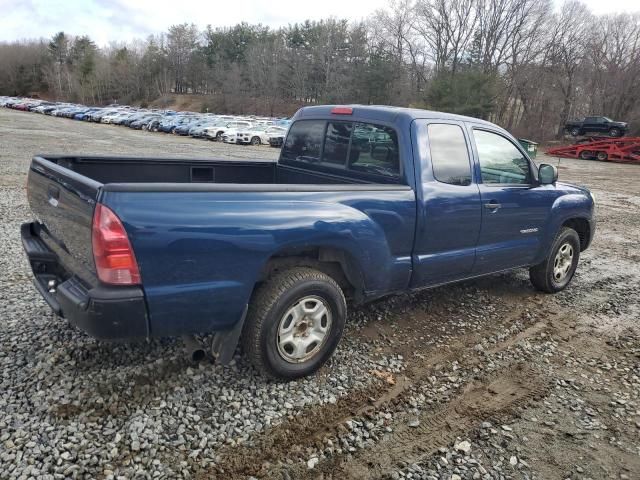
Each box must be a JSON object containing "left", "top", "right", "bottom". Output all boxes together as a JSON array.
[{"left": 100, "top": 188, "right": 416, "bottom": 336}]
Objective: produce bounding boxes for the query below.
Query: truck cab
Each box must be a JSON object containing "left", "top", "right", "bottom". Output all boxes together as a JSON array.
[{"left": 285, "top": 106, "right": 593, "bottom": 288}]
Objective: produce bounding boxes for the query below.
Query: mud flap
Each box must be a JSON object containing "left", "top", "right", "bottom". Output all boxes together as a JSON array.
[{"left": 211, "top": 305, "right": 247, "bottom": 365}]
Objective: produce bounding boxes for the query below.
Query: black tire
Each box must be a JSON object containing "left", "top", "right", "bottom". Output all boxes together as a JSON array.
[
  {"left": 596, "top": 151, "right": 608, "bottom": 161},
  {"left": 530, "top": 227, "right": 580, "bottom": 293},
  {"left": 215, "top": 131, "right": 224, "bottom": 141},
  {"left": 609, "top": 128, "right": 621, "bottom": 137},
  {"left": 579, "top": 150, "right": 593, "bottom": 160},
  {"left": 250, "top": 136, "right": 261, "bottom": 146},
  {"left": 242, "top": 267, "right": 347, "bottom": 380},
  {"left": 570, "top": 127, "right": 581, "bottom": 137}
]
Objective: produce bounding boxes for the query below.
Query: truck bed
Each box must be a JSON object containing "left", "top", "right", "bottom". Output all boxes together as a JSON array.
[
  {"left": 42, "top": 154, "right": 375, "bottom": 186},
  {"left": 26, "top": 154, "right": 415, "bottom": 338}
]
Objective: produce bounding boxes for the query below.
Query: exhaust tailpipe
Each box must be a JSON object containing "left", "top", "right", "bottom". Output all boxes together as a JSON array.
[{"left": 182, "top": 335, "right": 206, "bottom": 363}]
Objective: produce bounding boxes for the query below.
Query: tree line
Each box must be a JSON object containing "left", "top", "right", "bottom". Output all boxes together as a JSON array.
[{"left": 0, "top": 0, "right": 639, "bottom": 140}]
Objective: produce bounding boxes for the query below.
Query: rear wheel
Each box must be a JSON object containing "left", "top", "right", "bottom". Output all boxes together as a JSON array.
[
  {"left": 579, "top": 150, "right": 593, "bottom": 160},
  {"left": 570, "top": 127, "right": 581, "bottom": 137},
  {"left": 596, "top": 151, "right": 608, "bottom": 161},
  {"left": 215, "top": 131, "right": 224, "bottom": 141},
  {"left": 242, "top": 267, "right": 347, "bottom": 380},
  {"left": 530, "top": 227, "right": 580, "bottom": 293}
]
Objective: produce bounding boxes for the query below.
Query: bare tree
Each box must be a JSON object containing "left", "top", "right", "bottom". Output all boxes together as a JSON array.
[
  {"left": 166, "top": 24, "right": 199, "bottom": 93},
  {"left": 546, "top": 1, "right": 593, "bottom": 137},
  {"left": 413, "top": 0, "right": 478, "bottom": 74}
]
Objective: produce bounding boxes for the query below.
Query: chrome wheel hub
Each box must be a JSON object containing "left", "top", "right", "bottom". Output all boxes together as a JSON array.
[
  {"left": 553, "top": 243, "right": 574, "bottom": 282},
  {"left": 277, "top": 296, "right": 332, "bottom": 363}
]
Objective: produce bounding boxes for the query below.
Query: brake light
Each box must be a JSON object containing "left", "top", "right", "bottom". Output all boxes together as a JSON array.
[
  {"left": 92, "top": 204, "right": 141, "bottom": 285},
  {"left": 331, "top": 106, "right": 353, "bottom": 115}
]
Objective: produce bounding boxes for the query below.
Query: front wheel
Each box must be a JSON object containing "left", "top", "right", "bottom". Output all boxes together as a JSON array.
[
  {"left": 609, "top": 128, "right": 621, "bottom": 137},
  {"left": 570, "top": 127, "right": 581, "bottom": 137},
  {"left": 250, "top": 136, "right": 261, "bottom": 146},
  {"left": 242, "top": 267, "right": 347, "bottom": 380},
  {"left": 529, "top": 227, "right": 580, "bottom": 293}
]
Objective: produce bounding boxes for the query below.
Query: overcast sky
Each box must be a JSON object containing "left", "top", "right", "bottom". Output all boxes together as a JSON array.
[{"left": 1, "top": 0, "right": 639, "bottom": 46}]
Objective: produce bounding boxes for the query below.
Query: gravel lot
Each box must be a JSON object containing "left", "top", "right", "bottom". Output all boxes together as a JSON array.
[{"left": 0, "top": 108, "right": 638, "bottom": 480}]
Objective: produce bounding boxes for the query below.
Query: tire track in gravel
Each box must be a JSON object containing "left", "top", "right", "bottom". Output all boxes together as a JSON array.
[
  {"left": 317, "top": 363, "right": 548, "bottom": 480},
  {"left": 201, "top": 382, "right": 388, "bottom": 478}
]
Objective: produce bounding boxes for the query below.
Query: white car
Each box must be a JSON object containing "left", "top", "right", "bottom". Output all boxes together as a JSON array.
[
  {"left": 204, "top": 121, "right": 253, "bottom": 141},
  {"left": 221, "top": 129, "right": 242, "bottom": 144},
  {"left": 225, "top": 125, "right": 287, "bottom": 145},
  {"left": 101, "top": 110, "right": 130, "bottom": 124}
]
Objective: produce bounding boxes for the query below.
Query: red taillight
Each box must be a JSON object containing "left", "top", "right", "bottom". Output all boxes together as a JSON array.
[
  {"left": 92, "top": 204, "right": 141, "bottom": 285},
  {"left": 331, "top": 106, "right": 353, "bottom": 115}
]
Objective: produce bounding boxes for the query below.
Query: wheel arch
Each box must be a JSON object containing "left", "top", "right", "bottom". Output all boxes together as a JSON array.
[
  {"left": 257, "top": 245, "right": 366, "bottom": 303},
  {"left": 561, "top": 217, "right": 591, "bottom": 251}
]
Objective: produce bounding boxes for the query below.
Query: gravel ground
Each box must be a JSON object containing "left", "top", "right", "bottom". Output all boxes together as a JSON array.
[{"left": 0, "top": 108, "right": 639, "bottom": 480}]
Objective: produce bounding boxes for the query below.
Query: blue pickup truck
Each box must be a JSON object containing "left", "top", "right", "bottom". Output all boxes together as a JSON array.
[{"left": 22, "top": 105, "right": 595, "bottom": 379}]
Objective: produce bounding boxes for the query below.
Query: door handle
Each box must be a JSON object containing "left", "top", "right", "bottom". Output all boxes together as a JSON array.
[{"left": 484, "top": 201, "right": 501, "bottom": 210}]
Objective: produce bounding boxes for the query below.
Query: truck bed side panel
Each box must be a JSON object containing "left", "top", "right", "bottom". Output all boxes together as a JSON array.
[{"left": 100, "top": 188, "right": 416, "bottom": 336}]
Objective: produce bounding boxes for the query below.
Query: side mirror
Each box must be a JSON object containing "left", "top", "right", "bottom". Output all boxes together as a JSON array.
[{"left": 538, "top": 163, "right": 558, "bottom": 185}]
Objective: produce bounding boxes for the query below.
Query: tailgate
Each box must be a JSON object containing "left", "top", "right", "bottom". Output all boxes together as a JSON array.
[{"left": 27, "top": 156, "right": 101, "bottom": 286}]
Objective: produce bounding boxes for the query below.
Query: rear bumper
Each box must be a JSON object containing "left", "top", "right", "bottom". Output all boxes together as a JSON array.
[{"left": 21, "top": 222, "right": 149, "bottom": 339}]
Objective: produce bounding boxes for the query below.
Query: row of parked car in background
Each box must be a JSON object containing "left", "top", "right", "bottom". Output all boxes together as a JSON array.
[{"left": 0, "top": 96, "right": 290, "bottom": 148}]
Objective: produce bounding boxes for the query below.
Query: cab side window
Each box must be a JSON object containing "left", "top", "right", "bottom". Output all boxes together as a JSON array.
[
  {"left": 474, "top": 130, "right": 531, "bottom": 185},
  {"left": 427, "top": 123, "right": 472, "bottom": 186}
]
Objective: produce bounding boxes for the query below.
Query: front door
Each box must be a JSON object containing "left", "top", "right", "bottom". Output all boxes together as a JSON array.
[
  {"left": 469, "top": 127, "right": 554, "bottom": 274},
  {"left": 410, "top": 120, "right": 482, "bottom": 287},
  {"left": 583, "top": 116, "right": 604, "bottom": 134}
]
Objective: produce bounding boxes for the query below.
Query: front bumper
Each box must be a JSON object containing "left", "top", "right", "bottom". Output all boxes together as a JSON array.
[{"left": 21, "top": 222, "right": 149, "bottom": 339}]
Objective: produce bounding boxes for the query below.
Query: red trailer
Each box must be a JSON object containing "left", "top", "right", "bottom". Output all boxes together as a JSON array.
[{"left": 546, "top": 137, "right": 640, "bottom": 164}]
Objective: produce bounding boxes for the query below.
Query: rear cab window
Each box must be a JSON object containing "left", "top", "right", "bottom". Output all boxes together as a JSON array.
[
  {"left": 280, "top": 120, "right": 324, "bottom": 164},
  {"left": 280, "top": 120, "right": 401, "bottom": 183}
]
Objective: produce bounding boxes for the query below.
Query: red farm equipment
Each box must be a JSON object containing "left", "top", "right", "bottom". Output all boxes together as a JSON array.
[{"left": 546, "top": 136, "right": 640, "bottom": 164}]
